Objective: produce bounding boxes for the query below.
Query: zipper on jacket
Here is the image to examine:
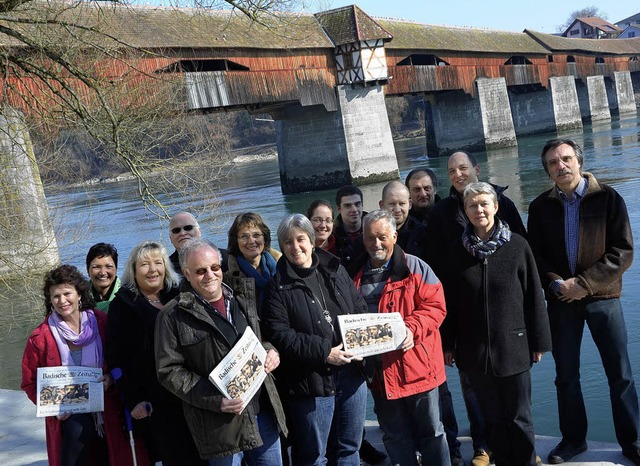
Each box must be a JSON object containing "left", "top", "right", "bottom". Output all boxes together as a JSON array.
[{"left": 482, "top": 257, "right": 491, "bottom": 374}]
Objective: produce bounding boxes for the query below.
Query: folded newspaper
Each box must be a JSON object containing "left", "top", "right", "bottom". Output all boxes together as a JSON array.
[
  {"left": 36, "top": 366, "right": 104, "bottom": 417},
  {"left": 338, "top": 312, "right": 407, "bottom": 358},
  {"left": 208, "top": 327, "right": 267, "bottom": 405}
]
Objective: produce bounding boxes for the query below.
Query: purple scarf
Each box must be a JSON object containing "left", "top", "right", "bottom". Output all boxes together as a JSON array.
[{"left": 48, "top": 309, "right": 103, "bottom": 368}]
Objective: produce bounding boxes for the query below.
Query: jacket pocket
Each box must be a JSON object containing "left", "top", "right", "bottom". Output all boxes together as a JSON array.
[{"left": 400, "top": 341, "right": 434, "bottom": 384}]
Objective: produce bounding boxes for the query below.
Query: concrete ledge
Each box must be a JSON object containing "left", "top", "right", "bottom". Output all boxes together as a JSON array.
[{"left": 0, "top": 388, "right": 634, "bottom": 466}]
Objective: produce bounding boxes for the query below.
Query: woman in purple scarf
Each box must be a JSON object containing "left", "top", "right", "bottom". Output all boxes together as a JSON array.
[{"left": 21, "top": 264, "right": 136, "bottom": 466}]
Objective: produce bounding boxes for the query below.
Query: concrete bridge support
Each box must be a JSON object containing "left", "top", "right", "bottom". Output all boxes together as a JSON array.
[
  {"left": 586, "top": 75, "right": 611, "bottom": 121},
  {"left": 275, "top": 84, "right": 399, "bottom": 194},
  {"left": 476, "top": 78, "right": 517, "bottom": 149},
  {"left": 550, "top": 76, "right": 583, "bottom": 131},
  {"left": 509, "top": 89, "right": 556, "bottom": 136},
  {"left": 0, "top": 108, "right": 59, "bottom": 279},
  {"left": 614, "top": 71, "right": 637, "bottom": 114}
]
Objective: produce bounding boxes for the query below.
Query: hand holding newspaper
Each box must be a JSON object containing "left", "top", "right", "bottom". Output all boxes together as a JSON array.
[
  {"left": 337, "top": 312, "right": 407, "bottom": 358},
  {"left": 208, "top": 327, "right": 267, "bottom": 407},
  {"left": 36, "top": 366, "right": 104, "bottom": 417}
]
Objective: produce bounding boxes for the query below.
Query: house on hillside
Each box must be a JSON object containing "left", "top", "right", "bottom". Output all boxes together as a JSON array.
[
  {"left": 562, "top": 17, "right": 622, "bottom": 39},
  {"left": 615, "top": 12, "right": 640, "bottom": 29},
  {"left": 617, "top": 25, "right": 640, "bottom": 39}
]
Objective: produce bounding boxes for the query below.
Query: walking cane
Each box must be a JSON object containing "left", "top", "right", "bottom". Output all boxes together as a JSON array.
[{"left": 111, "top": 367, "right": 138, "bottom": 466}]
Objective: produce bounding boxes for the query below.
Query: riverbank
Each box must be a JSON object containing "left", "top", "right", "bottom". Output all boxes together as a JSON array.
[{"left": 0, "top": 387, "right": 634, "bottom": 465}]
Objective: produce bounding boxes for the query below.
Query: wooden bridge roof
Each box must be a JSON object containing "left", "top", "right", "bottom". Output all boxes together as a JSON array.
[
  {"left": 0, "top": 2, "right": 333, "bottom": 50},
  {"left": 525, "top": 29, "right": 640, "bottom": 55},
  {"left": 377, "top": 19, "right": 549, "bottom": 54}
]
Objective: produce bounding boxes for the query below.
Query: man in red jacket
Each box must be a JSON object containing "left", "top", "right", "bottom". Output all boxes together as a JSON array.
[{"left": 351, "top": 209, "right": 450, "bottom": 466}]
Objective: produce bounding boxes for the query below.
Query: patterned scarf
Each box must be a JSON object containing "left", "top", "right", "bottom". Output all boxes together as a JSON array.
[{"left": 462, "top": 219, "right": 511, "bottom": 260}]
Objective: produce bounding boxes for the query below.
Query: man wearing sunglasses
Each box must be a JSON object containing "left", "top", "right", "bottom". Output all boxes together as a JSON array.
[
  {"left": 155, "top": 239, "right": 287, "bottom": 465},
  {"left": 168, "top": 212, "right": 202, "bottom": 274}
]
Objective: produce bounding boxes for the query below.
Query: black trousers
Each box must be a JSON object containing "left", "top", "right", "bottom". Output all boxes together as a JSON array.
[{"left": 467, "top": 369, "right": 536, "bottom": 466}]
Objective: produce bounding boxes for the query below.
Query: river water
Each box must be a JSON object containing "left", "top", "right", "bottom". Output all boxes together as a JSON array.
[{"left": 2, "top": 113, "right": 640, "bottom": 442}]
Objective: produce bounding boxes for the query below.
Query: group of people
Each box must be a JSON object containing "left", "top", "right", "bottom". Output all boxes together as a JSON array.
[{"left": 20, "top": 137, "right": 640, "bottom": 466}]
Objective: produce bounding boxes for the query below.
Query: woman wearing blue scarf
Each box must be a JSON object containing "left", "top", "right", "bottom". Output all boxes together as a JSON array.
[{"left": 227, "top": 212, "right": 281, "bottom": 317}]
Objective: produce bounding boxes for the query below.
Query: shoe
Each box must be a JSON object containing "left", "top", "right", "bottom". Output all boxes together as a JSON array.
[
  {"left": 359, "top": 438, "right": 388, "bottom": 465},
  {"left": 622, "top": 447, "right": 640, "bottom": 466},
  {"left": 471, "top": 449, "right": 490, "bottom": 466},
  {"left": 547, "top": 440, "right": 587, "bottom": 464},
  {"left": 450, "top": 450, "right": 466, "bottom": 466}
]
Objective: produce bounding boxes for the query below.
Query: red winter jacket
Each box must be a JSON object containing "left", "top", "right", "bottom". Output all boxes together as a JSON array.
[
  {"left": 21, "top": 310, "right": 149, "bottom": 466},
  {"left": 352, "top": 247, "right": 447, "bottom": 400}
]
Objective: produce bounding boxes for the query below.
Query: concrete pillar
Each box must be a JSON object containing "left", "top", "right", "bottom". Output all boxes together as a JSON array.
[
  {"left": 275, "top": 84, "right": 399, "bottom": 194},
  {"left": 550, "top": 76, "right": 583, "bottom": 131},
  {"left": 476, "top": 78, "right": 517, "bottom": 149},
  {"left": 613, "top": 71, "right": 637, "bottom": 114},
  {"left": 431, "top": 91, "right": 484, "bottom": 155},
  {"left": 0, "top": 108, "right": 59, "bottom": 279},
  {"left": 586, "top": 75, "right": 611, "bottom": 121},
  {"left": 509, "top": 88, "right": 556, "bottom": 136}
]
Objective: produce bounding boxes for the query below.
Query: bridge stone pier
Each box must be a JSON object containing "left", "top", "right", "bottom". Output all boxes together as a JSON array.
[
  {"left": 586, "top": 75, "right": 612, "bottom": 121},
  {"left": 614, "top": 71, "right": 637, "bottom": 114},
  {"left": 275, "top": 85, "right": 399, "bottom": 194}
]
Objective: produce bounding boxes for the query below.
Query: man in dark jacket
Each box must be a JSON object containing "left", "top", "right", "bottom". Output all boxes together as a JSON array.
[
  {"left": 528, "top": 138, "right": 640, "bottom": 465},
  {"left": 155, "top": 239, "right": 287, "bottom": 464},
  {"left": 168, "top": 211, "right": 201, "bottom": 274},
  {"left": 429, "top": 150, "right": 527, "bottom": 466},
  {"left": 379, "top": 180, "right": 429, "bottom": 261},
  {"left": 405, "top": 168, "right": 442, "bottom": 226},
  {"left": 333, "top": 185, "right": 367, "bottom": 273}
]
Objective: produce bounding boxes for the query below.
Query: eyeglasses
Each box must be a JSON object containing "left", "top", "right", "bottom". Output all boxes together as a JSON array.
[
  {"left": 171, "top": 224, "right": 196, "bottom": 235},
  {"left": 546, "top": 155, "right": 577, "bottom": 169},
  {"left": 238, "top": 233, "right": 264, "bottom": 242},
  {"left": 193, "top": 264, "right": 222, "bottom": 275},
  {"left": 311, "top": 217, "right": 334, "bottom": 225}
]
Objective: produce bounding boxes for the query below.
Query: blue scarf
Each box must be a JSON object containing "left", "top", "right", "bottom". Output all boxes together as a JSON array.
[
  {"left": 236, "top": 251, "right": 277, "bottom": 313},
  {"left": 462, "top": 219, "right": 511, "bottom": 260}
]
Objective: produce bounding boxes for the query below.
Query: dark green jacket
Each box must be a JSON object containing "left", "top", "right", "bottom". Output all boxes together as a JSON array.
[{"left": 154, "top": 276, "right": 287, "bottom": 460}]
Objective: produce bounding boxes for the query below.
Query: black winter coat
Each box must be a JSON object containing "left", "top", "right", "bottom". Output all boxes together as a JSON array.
[
  {"left": 396, "top": 215, "right": 429, "bottom": 261},
  {"left": 441, "top": 234, "right": 552, "bottom": 377},
  {"left": 264, "top": 248, "right": 368, "bottom": 398}
]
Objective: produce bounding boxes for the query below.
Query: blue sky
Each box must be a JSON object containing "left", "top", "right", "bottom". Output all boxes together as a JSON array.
[{"left": 321, "top": 0, "right": 638, "bottom": 33}]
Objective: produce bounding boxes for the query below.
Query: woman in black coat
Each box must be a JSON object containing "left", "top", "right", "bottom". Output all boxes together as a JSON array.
[
  {"left": 106, "top": 240, "right": 205, "bottom": 466},
  {"left": 442, "top": 182, "right": 552, "bottom": 466},
  {"left": 264, "top": 214, "right": 368, "bottom": 466}
]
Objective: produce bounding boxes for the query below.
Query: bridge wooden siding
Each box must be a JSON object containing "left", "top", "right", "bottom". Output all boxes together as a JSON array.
[{"left": 1, "top": 3, "right": 639, "bottom": 117}]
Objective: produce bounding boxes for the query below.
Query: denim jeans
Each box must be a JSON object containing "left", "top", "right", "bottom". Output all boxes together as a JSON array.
[
  {"left": 372, "top": 387, "right": 450, "bottom": 466},
  {"left": 467, "top": 370, "right": 536, "bottom": 466},
  {"left": 328, "top": 364, "right": 367, "bottom": 466},
  {"left": 548, "top": 298, "right": 640, "bottom": 449},
  {"left": 207, "top": 411, "right": 282, "bottom": 466},
  {"left": 286, "top": 396, "right": 334, "bottom": 466},
  {"left": 439, "top": 380, "right": 462, "bottom": 455},
  {"left": 287, "top": 365, "right": 367, "bottom": 466}
]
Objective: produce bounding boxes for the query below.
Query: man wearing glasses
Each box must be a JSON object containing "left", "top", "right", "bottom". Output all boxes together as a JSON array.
[
  {"left": 155, "top": 239, "right": 287, "bottom": 465},
  {"left": 169, "top": 212, "right": 202, "bottom": 274}
]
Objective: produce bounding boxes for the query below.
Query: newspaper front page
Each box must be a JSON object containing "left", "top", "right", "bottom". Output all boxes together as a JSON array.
[
  {"left": 208, "top": 327, "right": 267, "bottom": 405},
  {"left": 338, "top": 312, "right": 407, "bottom": 358},
  {"left": 36, "top": 366, "right": 104, "bottom": 417}
]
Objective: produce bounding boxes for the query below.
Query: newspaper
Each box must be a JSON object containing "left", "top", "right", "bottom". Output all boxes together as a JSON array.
[
  {"left": 208, "top": 327, "right": 267, "bottom": 405},
  {"left": 36, "top": 366, "right": 104, "bottom": 418},
  {"left": 338, "top": 312, "right": 407, "bottom": 358}
]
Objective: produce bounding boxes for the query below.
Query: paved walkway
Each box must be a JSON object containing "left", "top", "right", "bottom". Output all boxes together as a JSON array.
[{"left": 0, "top": 388, "right": 634, "bottom": 466}]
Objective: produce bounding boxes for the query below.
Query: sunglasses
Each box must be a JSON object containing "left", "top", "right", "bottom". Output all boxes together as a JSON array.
[
  {"left": 193, "top": 264, "right": 222, "bottom": 275},
  {"left": 171, "top": 224, "right": 196, "bottom": 235}
]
